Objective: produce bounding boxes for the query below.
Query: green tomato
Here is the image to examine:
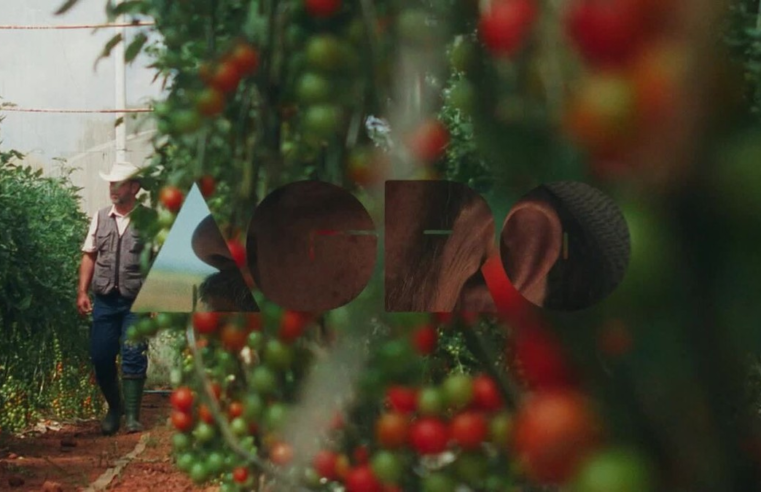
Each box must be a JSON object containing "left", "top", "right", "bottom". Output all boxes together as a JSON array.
[
  {"left": 264, "top": 339, "right": 295, "bottom": 370},
  {"left": 216, "top": 351, "right": 237, "bottom": 374},
  {"left": 250, "top": 366, "right": 277, "bottom": 394},
  {"left": 172, "top": 432, "right": 192, "bottom": 452},
  {"left": 176, "top": 451, "right": 195, "bottom": 472},
  {"left": 454, "top": 452, "right": 489, "bottom": 485},
  {"left": 489, "top": 412, "right": 512, "bottom": 446},
  {"left": 264, "top": 402, "right": 289, "bottom": 432},
  {"left": 247, "top": 331, "right": 263, "bottom": 350},
  {"left": 194, "top": 422, "right": 216, "bottom": 443},
  {"left": 422, "top": 472, "right": 457, "bottom": 492},
  {"left": 126, "top": 325, "right": 141, "bottom": 342},
  {"left": 296, "top": 72, "right": 333, "bottom": 104},
  {"left": 450, "top": 36, "right": 477, "bottom": 73},
  {"left": 157, "top": 208, "right": 175, "bottom": 228},
  {"left": 303, "top": 104, "right": 342, "bottom": 139},
  {"left": 376, "top": 339, "right": 417, "bottom": 379},
  {"left": 371, "top": 451, "right": 403, "bottom": 484},
  {"left": 449, "top": 79, "right": 475, "bottom": 115},
  {"left": 243, "top": 393, "right": 264, "bottom": 420},
  {"left": 230, "top": 417, "right": 249, "bottom": 437},
  {"left": 171, "top": 110, "right": 202, "bottom": 134},
  {"left": 442, "top": 373, "right": 474, "bottom": 410},
  {"left": 571, "top": 448, "right": 654, "bottom": 492},
  {"left": 135, "top": 318, "right": 157, "bottom": 337},
  {"left": 189, "top": 461, "right": 210, "bottom": 484},
  {"left": 417, "top": 387, "right": 444, "bottom": 416},
  {"left": 305, "top": 35, "right": 345, "bottom": 72},
  {"left": 303, "top": 467, "right": 321, "bottom": 487},
  {"left": 206, "top": 451, "right": 226, "bottom": 475},
  {"left": 155, "top": 312, "right": 174, "bottom": 329}
]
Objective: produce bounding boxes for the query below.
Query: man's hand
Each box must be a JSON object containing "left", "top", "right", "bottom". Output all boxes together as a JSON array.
[{"left": 77, "top": 291, "right": 93, "bottom": 316}]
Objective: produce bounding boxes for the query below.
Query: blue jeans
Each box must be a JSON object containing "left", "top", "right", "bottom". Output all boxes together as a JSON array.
[{"left": 90, "top": 292, "right": 148, "bottom": 382}]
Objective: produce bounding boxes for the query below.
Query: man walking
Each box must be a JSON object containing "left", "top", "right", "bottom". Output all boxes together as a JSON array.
[{"left": 76, "top": 161, "right": 149, "bottom": 435}]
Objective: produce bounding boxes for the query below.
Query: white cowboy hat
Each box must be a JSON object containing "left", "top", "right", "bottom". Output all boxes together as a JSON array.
[{"left": 99, "top": 161, "right": 142, "bottom": 183}]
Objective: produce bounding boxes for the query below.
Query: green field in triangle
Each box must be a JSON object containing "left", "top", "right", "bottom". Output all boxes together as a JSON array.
[{"left": 131, "top": 183, "right": 258, "bottom": 313}]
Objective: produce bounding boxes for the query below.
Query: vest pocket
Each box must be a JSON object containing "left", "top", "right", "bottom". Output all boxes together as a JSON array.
[{"left": 95, "top": 231, "right": 114, "bottom": 252}]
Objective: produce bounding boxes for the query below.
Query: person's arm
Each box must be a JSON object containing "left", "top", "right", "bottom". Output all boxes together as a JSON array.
[
  {"left": 77, "top": 252, "right": 96, "bottom": 315},
  {"left": 78, "top": 211, "right": 100, "bottom": 316}
]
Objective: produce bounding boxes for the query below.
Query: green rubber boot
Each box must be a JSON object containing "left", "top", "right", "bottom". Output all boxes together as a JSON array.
[
  {"left": 123, "top": 378, "right": 146, "bottom": 433},
  {"left": 99, "top": 375, "right": 123, "bottom": 436}
]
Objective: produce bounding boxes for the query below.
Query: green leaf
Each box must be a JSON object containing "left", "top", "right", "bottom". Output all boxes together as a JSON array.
[
  {"left": 106, "top": 0, "right": 147, "bottom": 21},
  {"left": 55, "top": 0, "right": 81, "bottom": 15},
  {"left": 94, "top": 33, "right": 123, "bottom": 69},
  {"left": 125, "top": 33, "right": 148, "bottom": 64}
]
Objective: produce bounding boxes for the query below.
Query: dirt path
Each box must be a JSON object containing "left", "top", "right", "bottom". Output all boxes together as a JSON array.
[{"left": 0, "top": 394, "right": 212, "bottom": 492}]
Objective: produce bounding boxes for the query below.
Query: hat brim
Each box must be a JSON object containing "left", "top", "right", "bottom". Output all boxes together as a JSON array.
[{"left": 99, "top": 171, "right": 141, "bottom": 183}]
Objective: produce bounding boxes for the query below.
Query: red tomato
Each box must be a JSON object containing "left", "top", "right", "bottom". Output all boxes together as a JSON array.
[
  {"left": 221, "top": 323, "right": 248, "bottom": 352},
  {"left": 512, "top": 390, "right": 601, "bottom": 484},
  {"left": 227, "top": 239, "right": 246, "bottom": 269},
  {"left": 412, "top": 325, "right": 438, "bottom": 355},
  {"left": 346, "top": 465, "right": 382, "bottom": 492},
  {"left": 279, "top": 311, "right": 312, "bottom": 343},
  {"left": 228, "top": 401, "right": 244, "bottom": 419},
  {"left": 232, "top": 466, "right": 249, "bottom": 483},
  {"left": 210, "top": 61, "right": 242, "bottom": 94},
  {"left": 313, "top": 450, "right": 339, "bottom": 480},
  {"left": 193, "top": 312, "right": 221, "bottom": 335},
  {"left": 305, "top": 0, "right": 341, "bottom": 17},
  {"left": 170, "top": 387, "right": 194, "bottom": 413},
  {"left": 565, "top": 0, "right": 647, "bottom": 67},
  {"left": 472, "top": 374, "right": 503, "bottom": 411},
  {"left": 159, "top": 186, "right": 184, "bottom": 213},
  {"left": 195, "top": 88, "right": 225, "bottom": 117},
  {"left": 353, "top": 445, "right": 370, "bottom": 465},
  {"left": 375, "top": 413, "right": 409, "bottom": 449},
  {"left": 210, "top": 382, "right": 222, "bottom": 401},
  {"left": 409, "top": 418, "right": 450, "bottom": 455},
  {"left": 270, "top": 442, "right": 294, "bottom": 466},
  {"left": 171, "top": 410, "right": 194, "bottom": 432},
  {"left": 198, "top": 403, "right": 215, "bottom": 424},
  {"left": 407, "top": 119, "right": 450, "bottom": 162},
  {"left": 198, "top": 175, "right": 216, "bottom": 198},
  {"left": 512, "top": 324, "right": 574, "bottom": 389},
  {"left": 230, "top": 43, "right": 260, "bottom": 76},
  {"left": 479, "top": 0, "right": 537, "bottom": 57},
  {"left": 450, "top": 411, "right": 488, "bottom": 450},
  {"left": 385, "top": 386, "right": 418, "bottom": 414}
]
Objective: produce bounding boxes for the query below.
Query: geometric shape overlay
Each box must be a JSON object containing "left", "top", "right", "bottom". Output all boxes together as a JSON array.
[{"left": 131, "top": 184, "right": 258, "bottom": 313}]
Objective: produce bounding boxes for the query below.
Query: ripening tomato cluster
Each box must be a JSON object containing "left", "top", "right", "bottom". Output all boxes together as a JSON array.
[
  {"left": 167, "top": 308, "right": 319, "bottom": 490},
  {"left": 306, "top": 372, "right": 514, "bottom": 492},
  {"left": 562, "top": 0, "right": 685, "bottom": 171},
  {"left": 197, "top": 41, "right": 260, "bottom": 118}
]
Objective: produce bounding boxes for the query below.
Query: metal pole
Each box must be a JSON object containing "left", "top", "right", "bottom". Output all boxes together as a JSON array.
[{"left": 114, "top": 0, "right": 127, "bottom": 162}]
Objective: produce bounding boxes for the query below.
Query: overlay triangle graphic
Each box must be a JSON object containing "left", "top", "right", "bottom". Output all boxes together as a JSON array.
[{"left": 131, "top": 183, "right": 258, "bottom": 313}]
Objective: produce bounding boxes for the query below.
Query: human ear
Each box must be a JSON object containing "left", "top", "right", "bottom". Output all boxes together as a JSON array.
[{"left": 500, "top": 197, "right": 563, "bottom": 306}]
